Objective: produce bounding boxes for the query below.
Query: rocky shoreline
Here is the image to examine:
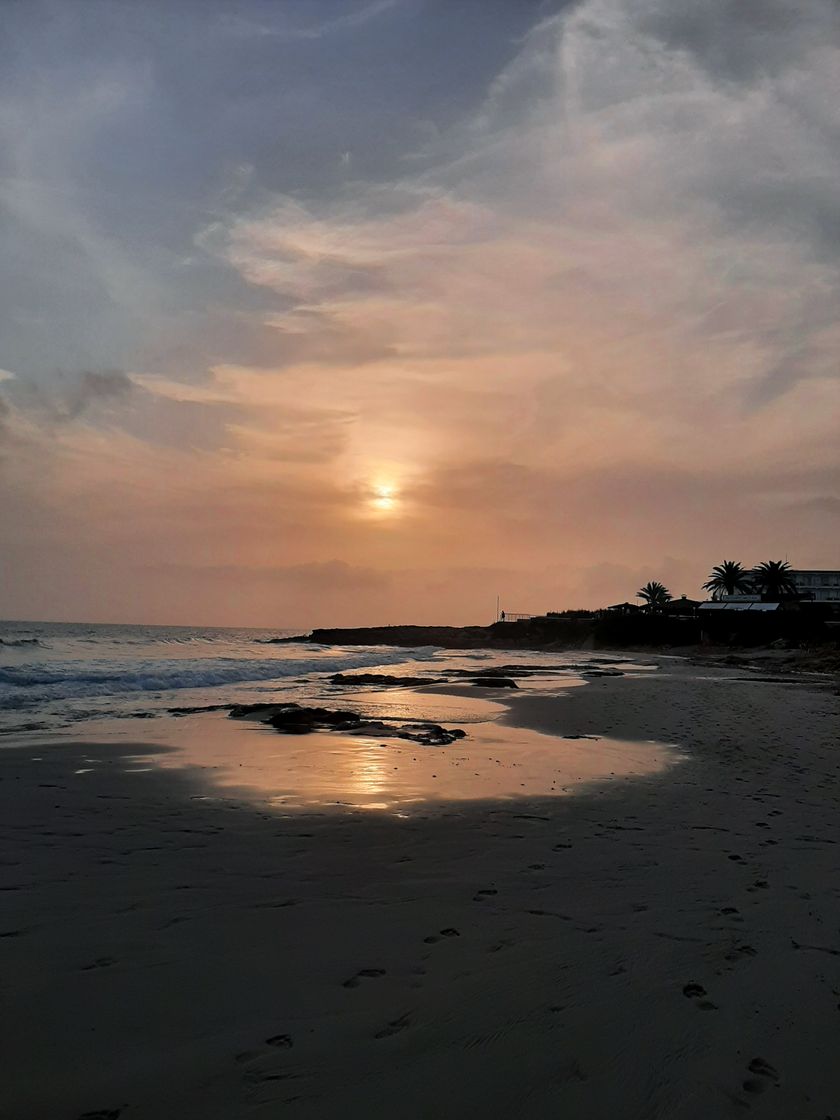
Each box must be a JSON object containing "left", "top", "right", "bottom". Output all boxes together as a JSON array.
[{"left": 274, "top": 623, "right": 840, "bottom": 674}]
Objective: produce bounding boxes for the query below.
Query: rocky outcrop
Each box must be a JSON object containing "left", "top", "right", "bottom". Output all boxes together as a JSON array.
[
  {"left": 229, "top": 701, "right": 466, "bottom": 746},
  {"left": 300, "top": 626, "right": 500, "bottom": 648},
  {"left": 268, "top": 615, "right": 704, "bottom": 649},
  {"left": 329, "top": 672, "right": 448, "bottom": 687}
]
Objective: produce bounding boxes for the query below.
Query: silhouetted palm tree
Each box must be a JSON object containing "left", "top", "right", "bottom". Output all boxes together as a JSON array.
[
  {"left": 702, "top": 560, "right": 752, "bottom": 600},
  {"left": 750, "top": 560, "right": 797, "bottom": 601},
  {"left": 636, "top": 581, "right": 672, "bottom": 612}
]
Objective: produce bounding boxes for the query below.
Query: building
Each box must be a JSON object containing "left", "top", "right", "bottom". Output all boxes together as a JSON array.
[
  {"left": 789, "top": 570, "right": 840, "bottom": 603},
  {"left": 663, "top": 595, "right": 701, "bottom": 616},
  {"left": 603, "top": 602, "right": 642, "bottom": 615},
  {"left": 699, "top": 600, "right": 782, "bottom": 614}
]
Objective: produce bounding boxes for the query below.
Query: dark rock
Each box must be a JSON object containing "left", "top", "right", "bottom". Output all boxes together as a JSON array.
[
  {"left": 329, "top": 673, "right": 448, "bottom": 687},
  {"left": 468, "top": 676, "right": 519, "bottom": 688},
  {"left": 449, "top": 664, "right": 562, "bottom": 678},
  {"left": 167, "top": 703, "right": 233, "bottom": 715},
  {"left": 231, "top": 701, "right": 465, "bottom": 746},
  {"left": 229, "top": 702, "right": 299, "bottom": 720},
  {"left": 266, "top": 706, "right": 366, "bottom": 733}
]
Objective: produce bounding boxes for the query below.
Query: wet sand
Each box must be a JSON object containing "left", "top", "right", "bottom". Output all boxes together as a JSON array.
[
  {"left": 2, "top": 660, "right": 840, "bottom": 1118},
  {"left": 141, "top": 684, "right": 679, "bottom": 811}
]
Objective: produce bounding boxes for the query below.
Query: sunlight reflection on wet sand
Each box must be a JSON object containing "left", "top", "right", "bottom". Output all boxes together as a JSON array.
[{"left": 115, "top": 684, "right": 683, "bottom": 813}]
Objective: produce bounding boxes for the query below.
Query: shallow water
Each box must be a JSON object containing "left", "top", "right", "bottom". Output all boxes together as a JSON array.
[
  {"left": 0, "top": 620, "right": 653, "bottom": 734},
  {"left": 35, "top": 684, "right": 681, "bottom": 813},
  {"left": 2, "top": 624, "right": 678, "bottom": 808}
]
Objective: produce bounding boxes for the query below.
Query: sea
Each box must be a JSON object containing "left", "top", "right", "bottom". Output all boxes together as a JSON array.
[
  {"left": 0, "top": 620, "right": 456, "bottom": 736},
  {"left": 0, "top": 618, "right": 562, "bottom": 739},
  {"left": 0, "top": 620, "right": 673, "bottom": 809}
]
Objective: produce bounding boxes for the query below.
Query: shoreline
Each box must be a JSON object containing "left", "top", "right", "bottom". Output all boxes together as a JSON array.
[
  {"left": 3, "top": 659, "right": 840, "bottom": 1117},
  {"left": 286, "top": 623, "right": 840, "bottom": 668}
]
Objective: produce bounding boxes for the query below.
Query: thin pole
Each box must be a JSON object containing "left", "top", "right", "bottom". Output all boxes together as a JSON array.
[{"left": 496, "top": 594, "right": 500, "bottom": 623}]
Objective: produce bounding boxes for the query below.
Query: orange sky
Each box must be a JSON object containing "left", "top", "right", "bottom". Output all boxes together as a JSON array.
[{"left": 1, "top": 1, "right": 838, "bottom": 626}]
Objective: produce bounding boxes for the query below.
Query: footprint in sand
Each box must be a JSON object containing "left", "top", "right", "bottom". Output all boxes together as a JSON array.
[
  {"left": 374, "top": 1012, "right": 412, "bottom": 1039},
  {"left": 743, "top": 1056, "right": 779, "bottom": 1093},
  {"left": 343, "top": 968, "right": 386, "bottom": 988},
  {"left": 423, "top": 928, "right": 460, "bottom": 944},
  {"left": 683, "top": 982, "right": 717, "bottom": 1010},
  {"left": 265, "top": 1034, "right": 293, "bottom": 1049},
  {"left": 81, "top": 957, "right": 117, "bottom": 971},
  {"left": 243, "top": 1068, "right": 298, "bottom": 1086},
  {"left": 748, "top": 1057, "right": 778, "bottom": 1079},
  {"left": 683, "top": 982, "right": 706, "bottom": 998},
  {"left": 473, "top": 889, "right": 498, "bottom": 901},
  {"left": 489, "top": 938, "right": 515, "bottom": 953}
]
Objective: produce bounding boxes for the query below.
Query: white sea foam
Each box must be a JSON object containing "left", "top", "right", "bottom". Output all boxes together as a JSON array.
[{"left": 0, "top": 648, "right": 433, "bottom": 710}]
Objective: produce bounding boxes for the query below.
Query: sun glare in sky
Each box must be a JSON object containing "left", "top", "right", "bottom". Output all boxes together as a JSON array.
[{"left": 370, "top": 482, "right": 398, "bottom": 513}]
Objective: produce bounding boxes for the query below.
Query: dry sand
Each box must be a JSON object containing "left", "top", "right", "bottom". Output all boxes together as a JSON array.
[{"left": 2, "top": 659, "right": 839, "bottom": 1119}]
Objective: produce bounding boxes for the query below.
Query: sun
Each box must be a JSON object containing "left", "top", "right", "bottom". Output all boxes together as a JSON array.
[
  {"left": 374, "top": 483, "right": 398, "bottom": 512},
  {"left": 371, "top": 482, "right": 397, "bottom": 512}
]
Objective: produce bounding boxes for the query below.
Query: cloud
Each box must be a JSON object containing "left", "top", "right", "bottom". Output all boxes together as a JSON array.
[
  {"left": 199, "top": 0, "right": 839, "bottom": 432},
  {"left": 4, "top": 368, "right": 134, "bottom": 426},
  {"left": 151, "top": 558, "right": 390, "bottom": 592},
  {"left": 66, "top": 369, "right": 134, "bottom": 417},
  {"left": 636, "top": 0, "right": 839, "bottom": 84},
  {"left": 1, "top": 0, "right": 839, "bottom": 625},
  {"left": 218, "top": 0, "right": 398, "bottom": 41}
]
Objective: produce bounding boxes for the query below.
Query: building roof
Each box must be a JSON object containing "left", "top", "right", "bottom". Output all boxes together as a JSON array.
[{"left": 699, "top": 601, "right": 781, "bottom": 612}]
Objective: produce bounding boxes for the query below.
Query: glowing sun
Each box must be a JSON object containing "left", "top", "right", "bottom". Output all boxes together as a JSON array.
[{"left": 370, "top": 482, "right": 398, "bottom": 513}]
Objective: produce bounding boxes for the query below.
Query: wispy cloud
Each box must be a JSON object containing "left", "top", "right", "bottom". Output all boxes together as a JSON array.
[
  {"left": 1, "top": 0, "right": 838, "bottom": 623},
  {"left": 218, "top": 0, "right": 399, "bottom": 42}
]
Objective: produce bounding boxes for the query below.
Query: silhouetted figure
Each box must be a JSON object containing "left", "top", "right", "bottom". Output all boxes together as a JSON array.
[{"left": 500, "top": 610, "right": 506, "bottom": 621}]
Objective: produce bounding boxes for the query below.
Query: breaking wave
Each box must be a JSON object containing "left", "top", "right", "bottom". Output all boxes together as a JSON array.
[{"left": 0, "top": 648, "right": 432, "bottom": 710}]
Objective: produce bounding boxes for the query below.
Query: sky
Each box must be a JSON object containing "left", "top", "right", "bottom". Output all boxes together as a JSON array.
[{"left": 1, "top": 0, "right": 839, "bottom": 627}]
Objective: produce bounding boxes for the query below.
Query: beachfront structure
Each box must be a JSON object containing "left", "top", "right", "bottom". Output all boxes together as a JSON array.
[
  {"left": 789, "top": 570, "right": 840, "bottom": 602},
  {"left": 663, "top": 595, "right": 701, "bottom": 617},
  {"left": 698, "top": 600, "right": 782, "bottom": 614}
]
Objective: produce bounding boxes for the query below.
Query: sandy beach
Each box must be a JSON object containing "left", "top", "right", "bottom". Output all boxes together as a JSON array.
[{"left": 3, "top": 658, "right": 840, "bottom": 1119}]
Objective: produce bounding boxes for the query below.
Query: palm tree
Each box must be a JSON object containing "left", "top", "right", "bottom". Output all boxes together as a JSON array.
[
  {"left": 750, "top": 560, "right": 797, "bottom": 601},
  {"left": 702, "top": 560, "right": 753, "bottom": 600},
  {"left": 636, "top": 581, "right": 672, "bottom": 612}
]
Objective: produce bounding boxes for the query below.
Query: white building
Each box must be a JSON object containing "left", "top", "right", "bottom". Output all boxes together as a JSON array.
[{"left": 790, "top": 570, "right": 840, "bottom": 602}]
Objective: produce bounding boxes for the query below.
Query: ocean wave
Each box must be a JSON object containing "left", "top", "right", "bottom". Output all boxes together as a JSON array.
[
  {"left": 0, "top": 637, "right": 43, "bottom": 648},
  {"left": 0, "top": 648, "right": 430, "bottom": 710}
]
